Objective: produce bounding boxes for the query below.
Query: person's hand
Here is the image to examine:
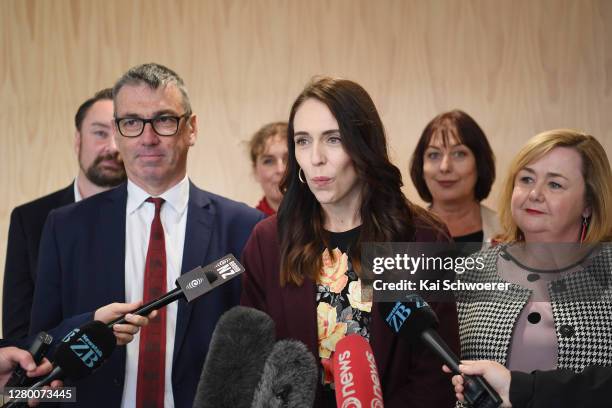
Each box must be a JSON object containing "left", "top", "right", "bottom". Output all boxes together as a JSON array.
[
  {"left": 0, "top": 346, "right": 46, "bottom": 385},
  {"left": 0, "top": 348, "right": 63, "bottom": 406},
  {"left": 443, "top": 360, "right": 512, "bottom": 407},
  {"left": 94, "top": 302, "right": 157, "bottom": 346}
]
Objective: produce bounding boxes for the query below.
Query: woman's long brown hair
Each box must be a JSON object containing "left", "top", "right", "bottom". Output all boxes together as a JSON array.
[{"left": 277, "top": 77, "right": 443, "bottom": 286}]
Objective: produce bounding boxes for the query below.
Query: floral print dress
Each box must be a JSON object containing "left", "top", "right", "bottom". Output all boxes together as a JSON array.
[{"left": 316, "top": 227, "right": 372, "bottom": 390}]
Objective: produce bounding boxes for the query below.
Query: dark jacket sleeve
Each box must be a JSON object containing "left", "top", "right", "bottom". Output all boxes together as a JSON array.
[
  {"left": 389, "top": 217, "right": 458, "bottom": 407},
  {"left": 29, "top": 210, "right": 93, "bottom": 343},
  {"left": 3, "top": 207, "right": 34, "bottom": 339},
  {"left": 384, "top": 300, "right": 459, "bottom": 408},
  {"left": 510, "top": 366, "right": 612, "bottom": 408},
  {"left": 240, "top": 220, "right": 270, "bottom": 313}
]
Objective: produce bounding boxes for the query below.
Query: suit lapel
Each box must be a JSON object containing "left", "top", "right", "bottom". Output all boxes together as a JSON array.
[
  {"left": 104, "top": 184, "right": 128, "bottom": 303},
  {"left": 173, "top": 182, "right": 213, "bottom": 363},
  {"left": 62, "top": 184, "right": 75, "bottom": 204}
]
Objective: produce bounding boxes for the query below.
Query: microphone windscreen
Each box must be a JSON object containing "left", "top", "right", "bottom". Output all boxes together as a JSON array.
[
  {"left": 251, "top": 339, "right": 317, "bottom": 408},
  {"left": 53, "top": 320, "right": 116, "bottom": 381},
  {"left": 378, "top": 295, "right": 439, "bottom": 344},
  {"left": 333, "top": 335, "right": 384, "bottom": 408},
  {"left": 194, "top": 306, "right": 276, "bottom": 408}
]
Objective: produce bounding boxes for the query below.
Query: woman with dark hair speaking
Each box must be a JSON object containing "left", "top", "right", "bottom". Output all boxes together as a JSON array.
[{"left": 241, "top": 77, "right": 459, "bottom": 407}]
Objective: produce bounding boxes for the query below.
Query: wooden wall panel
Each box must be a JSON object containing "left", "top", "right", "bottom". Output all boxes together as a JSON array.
[{"left": 1, "top": 0, "right": 610, "bottom": 332}]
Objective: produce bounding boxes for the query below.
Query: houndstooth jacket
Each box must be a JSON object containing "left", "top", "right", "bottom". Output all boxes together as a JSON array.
[{"left": 457, "top": 244, "right": 612, "bottom": 372}]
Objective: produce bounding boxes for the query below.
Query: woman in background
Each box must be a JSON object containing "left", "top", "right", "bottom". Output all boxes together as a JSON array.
[
  {"left": 248, "top": 121, "right": 288, "bottom": 215},
  {"left": 241, "top": 77, "right": 459, "bottom": 407},
  {"left": 455, "top": 130, "right": 612, "bottom": 406},
  {"left": 410, "top": 110, "right": 500, "bottom": 243}
]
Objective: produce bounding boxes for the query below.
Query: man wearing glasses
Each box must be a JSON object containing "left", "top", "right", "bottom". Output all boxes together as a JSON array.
[
  {"left": 3, "top": 88, "right": 127, "bottom": 340},
  {"left": 30, "top": 63, "right": 264, "bottom": 408}
]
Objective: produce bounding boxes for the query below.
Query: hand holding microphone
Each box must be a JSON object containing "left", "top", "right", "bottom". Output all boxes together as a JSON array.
[
  {"left": 107, "top": 254, "right": 244, "bottom": 327},
  {"left": 96, "top": 253, "right": 244, "bottom": 346},
  {"left": 1, "top": 320, "right": 115, "bottom": 408},
  {"left": 444, "top": 361, "right": 512, "bottom": 408},
  {"left": 2, "top": 254, "right": 244, "bottom": 407},
  {"left": 93, "top": 302, "right": 157, "bottom": 345},
  {"left": 379, "top": 295, "right": 502, "bottom": 408}
]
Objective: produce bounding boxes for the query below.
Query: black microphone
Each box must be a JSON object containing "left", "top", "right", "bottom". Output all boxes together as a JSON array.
[
  {"left": 1, "top": 321, "right": 116, "bottom": 408},
  {"left": 251, "top": 339, "right": 317, "bottom": 408},
  {"left": 108, "top": 253, "right": 244, "bottom": 326},
  {"left": 5, "top": 332, "right": 53, "bottom": 388},
  {"left": 193, "top": 306, "right": 276, "bottom": 408},
  {"left": 379, "top": 295, "right": 502, "bottom": 408}
]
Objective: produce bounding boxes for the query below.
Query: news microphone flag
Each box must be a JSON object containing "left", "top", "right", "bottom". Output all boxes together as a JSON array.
[
  {"left": 333, "top": 334, "right": 384, "bottom": 408},
  {"left": 108, "top": 253, "right": 245, "bottom": 327}
]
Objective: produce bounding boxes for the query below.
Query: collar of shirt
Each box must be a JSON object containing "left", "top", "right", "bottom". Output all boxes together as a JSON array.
[
  {"left": 73, "top": 179, "right": 83, "bottom": 202},
  {"left": 126, "top": 175, "right": 190, "bottom": 218}
]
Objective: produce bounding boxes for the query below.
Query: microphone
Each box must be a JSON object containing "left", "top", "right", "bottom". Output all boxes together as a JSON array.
[
  {"left": 5, "top": 332, "right": 53, "bottom": 388},
  {"left": 379, "top": 295, "right": 502, "bottom": 408},
  {"left": 332, "top": 335, "right": 384, "bottom": 408},
  {"left": 193, "top": 306, "right": 276, "bottom": 408},
  {"left": 2, "top": 321, "right": 116, "bottom": 408},
  {"left": 251, "top": 339, "right": 317, "bottom": 408},
  {"left": 108, "top": 253, "right": 244, "bottom": 326}
]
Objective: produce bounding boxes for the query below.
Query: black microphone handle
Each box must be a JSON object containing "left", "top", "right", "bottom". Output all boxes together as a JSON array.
[
  {"left": 420, "top": 329, "right": 502, "bottom": 408},
  {"left": 421, "top": 329, "right": 462, "bottom": 374},
  {"left": 107, "top": 287, "right": 183, "bottom": 327},
  {"left": 1, "top": 366, "right": 64, "bottom": 408}
]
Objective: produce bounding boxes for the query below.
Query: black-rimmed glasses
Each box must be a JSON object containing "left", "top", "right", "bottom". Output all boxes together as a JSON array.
[{"left": 115, "top": 113, "right": 190, "bottom": 137}]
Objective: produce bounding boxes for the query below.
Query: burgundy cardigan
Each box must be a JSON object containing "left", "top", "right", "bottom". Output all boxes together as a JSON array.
[{"left": 240, "top": 215, "right": 459, "bottom": 407}]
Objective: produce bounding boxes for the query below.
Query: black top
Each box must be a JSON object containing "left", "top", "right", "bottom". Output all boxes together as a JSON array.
[
  {"left": 326, "top": 225, "right": 361, "bottom": 251},
  {"left": 453, "top": 229, "right": 484, "bottom": 243},
  {"left": 319, "top": 226, "right": 363, "bottom": 407}
]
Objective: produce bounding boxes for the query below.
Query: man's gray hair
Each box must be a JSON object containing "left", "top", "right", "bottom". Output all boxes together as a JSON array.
[{"left": 113, "top": 63, "right": 192, "bottom": 115}]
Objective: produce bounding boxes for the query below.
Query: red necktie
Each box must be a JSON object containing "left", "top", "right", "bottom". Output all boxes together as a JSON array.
[{"left": 136, "top": 197, "right": 167, "bottom": 408}]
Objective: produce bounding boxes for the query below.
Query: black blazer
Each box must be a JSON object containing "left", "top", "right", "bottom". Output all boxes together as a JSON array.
[{"left": 3, "top": 184, "right": 74, "bottom": 339}]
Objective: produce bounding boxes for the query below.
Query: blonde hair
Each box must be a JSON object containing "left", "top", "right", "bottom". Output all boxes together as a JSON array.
[{"left": 498, "top": 129, "right": 612, "bottom": 243}]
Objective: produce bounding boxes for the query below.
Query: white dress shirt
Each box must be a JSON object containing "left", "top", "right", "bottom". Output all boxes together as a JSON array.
[{"left": 120, "top": 176, "right": 190, "bottom": 408}]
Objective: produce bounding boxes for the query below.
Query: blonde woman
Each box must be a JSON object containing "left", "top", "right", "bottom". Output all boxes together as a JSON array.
[{"left": 455, "top": 130, "right": 612, "bottom": 406}]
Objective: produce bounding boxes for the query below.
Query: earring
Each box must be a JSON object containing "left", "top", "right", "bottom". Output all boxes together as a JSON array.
[
  {"left": 580, "top": 216, "right": 589, "bottom": 244},
  {"left": 298, "top": 168, "right": 306, "bottom": 184}
]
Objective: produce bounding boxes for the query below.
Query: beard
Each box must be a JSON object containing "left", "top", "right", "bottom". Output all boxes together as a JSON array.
[{"left": 81, "top": 152, "right": 127, "bottom": 187}]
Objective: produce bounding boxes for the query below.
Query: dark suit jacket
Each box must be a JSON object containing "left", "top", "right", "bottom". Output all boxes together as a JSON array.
[
  {"left": 3, "top": 184, "right": 74, "bottom": 339},
  {"left": 510, "top": 366, "right": 612, "bottom": 408},
  {"left": 29, "top": 181, "right": 264, "bottom": 408},
  {"left": 241, "top": 215, "right": 460, "bottom": 408}
]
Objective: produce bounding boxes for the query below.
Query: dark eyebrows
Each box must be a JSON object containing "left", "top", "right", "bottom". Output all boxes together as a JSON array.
[
  {"left": 427, "top": 142, "right": 465, "bottom": 149},
  {"left": 116, "top": 109, "right": 180, "bottom": 118},
  {"left": 293, "top": 129, "right": 340, "bottom": 138}
]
